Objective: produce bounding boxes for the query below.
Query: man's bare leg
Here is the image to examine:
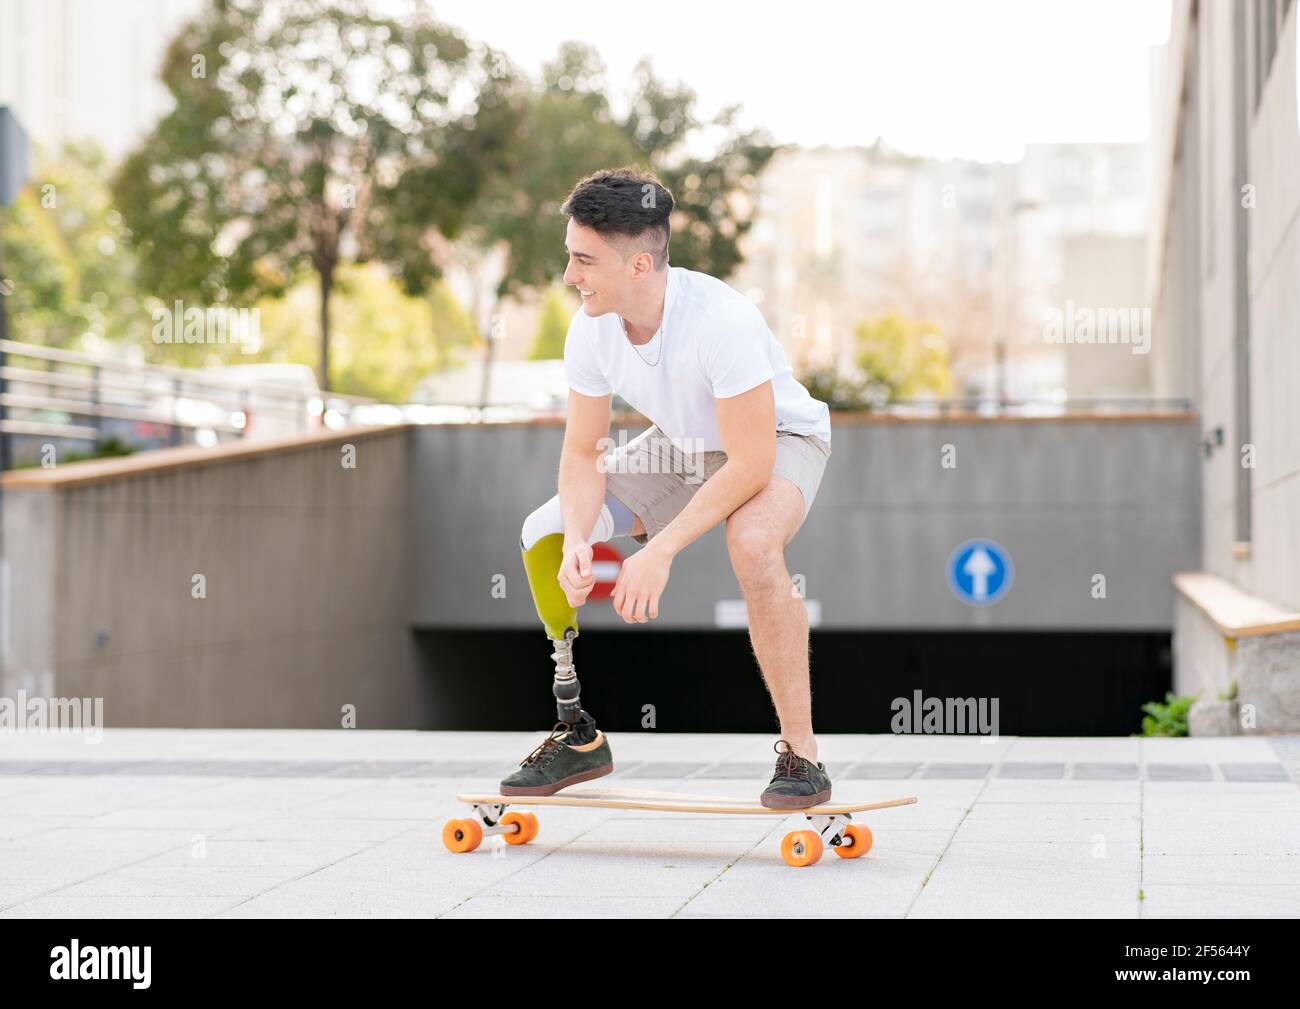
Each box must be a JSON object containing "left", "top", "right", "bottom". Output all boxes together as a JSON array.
[{"left": 724, "top": 478, "right": 817, "bottom": 763}]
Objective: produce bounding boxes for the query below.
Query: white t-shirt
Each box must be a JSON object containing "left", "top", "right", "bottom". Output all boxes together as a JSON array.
[{"left": 563, "top": 266, "right": 831, "bottom": 451}]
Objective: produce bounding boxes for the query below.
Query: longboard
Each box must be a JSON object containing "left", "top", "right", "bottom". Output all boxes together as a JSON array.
[{"left": 443, "top": 787, "right": 919, "bottom": 867}]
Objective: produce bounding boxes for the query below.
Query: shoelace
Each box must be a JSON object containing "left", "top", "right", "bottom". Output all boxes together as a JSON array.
[
  {"left": 771, "top": 738, "right": 811, "bottom": 781},
  {"left": 520, "top": 721, "right": 572, "bottom": 769}
]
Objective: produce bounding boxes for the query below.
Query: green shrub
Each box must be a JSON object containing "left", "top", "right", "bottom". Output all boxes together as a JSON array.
[
  {"left": 798, "top": 367, "right": 880, "bottom": 411},
  {"left": 11, "top": 435, "right": 136, "bottom": 470},
  {"left": 1136, "top": 691, "right": 1197, "bottom": 737}
]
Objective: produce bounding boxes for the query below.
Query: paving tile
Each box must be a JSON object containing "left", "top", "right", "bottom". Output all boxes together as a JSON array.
[
  {"left": 920, "top": 763, "right": 992, "bottom": 780},
  {"left": 996, "top": 763, "right": 1066, "bottom": 779},
  {"left": 1218, "top": 763, "right": 1291, "bottom": 782},
  {"left": 1072, "top": 763, "right": 1139, "bottom": 780},
  {"left": 842, "top": 762, "right": 921, "bottom": 779},
  {"left": 1146, "top": 763, "right": 1214, "bottom": 781}
]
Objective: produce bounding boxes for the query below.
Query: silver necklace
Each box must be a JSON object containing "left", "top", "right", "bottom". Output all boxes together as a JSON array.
[{"left": 621, "top": 313, "right": 666, "bottom": 367}]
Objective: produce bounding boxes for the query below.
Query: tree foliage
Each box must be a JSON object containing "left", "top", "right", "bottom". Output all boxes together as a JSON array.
[
  {"left": 448, "top": 43, "right": 781, "bottom": 301},
  {"left": 112, "top": 0, "right": 495, "bottom": 388},
  {"left": 854, "top": 313, "right": 954, "bottom": 401},
  {"left": 529, "top": 284, "right": 572, "bottom": 360},
  {"left": 0, "top": 142, "right": 148, "bottom": 350}
]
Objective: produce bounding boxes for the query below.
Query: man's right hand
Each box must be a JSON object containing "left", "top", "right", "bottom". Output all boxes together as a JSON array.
[{"left": 558, "top": 539, "right": 596, "bottom": 607}]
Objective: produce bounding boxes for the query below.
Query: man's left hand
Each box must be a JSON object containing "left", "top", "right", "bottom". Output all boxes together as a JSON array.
[{"left": 611, "top": 542, "right": 673, "bottom": 623}]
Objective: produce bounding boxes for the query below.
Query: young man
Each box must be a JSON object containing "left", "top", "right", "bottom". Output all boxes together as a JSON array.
[{"left": 508, "top": 167, "right": 834, "bottom": 809}]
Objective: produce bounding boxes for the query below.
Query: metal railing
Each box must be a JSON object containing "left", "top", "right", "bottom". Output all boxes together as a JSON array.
[
  {"left": 0, "top": 339, "right": 374, "bottom": 468},
  {"left": 880, "top": 395, "right": 1194, "bottom": 417}
]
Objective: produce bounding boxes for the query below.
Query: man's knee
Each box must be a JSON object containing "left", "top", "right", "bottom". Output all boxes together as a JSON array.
[{"left": 726, "top": 518, "right": 784, "bottom": 582}]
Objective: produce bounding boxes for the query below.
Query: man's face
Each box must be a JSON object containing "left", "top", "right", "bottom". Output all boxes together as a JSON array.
[{"left": 563, "top": 219, "right": 633, "bottom": 318}]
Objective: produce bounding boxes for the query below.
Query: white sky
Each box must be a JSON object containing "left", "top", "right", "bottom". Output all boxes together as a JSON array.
[{"left": 428, "top": 0, "right": 1173, "bottom": 162}]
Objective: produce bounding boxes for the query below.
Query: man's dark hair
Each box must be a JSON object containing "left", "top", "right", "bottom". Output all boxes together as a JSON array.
[{"left": 561, "top": 166, "right": 674, "bottom": 270}]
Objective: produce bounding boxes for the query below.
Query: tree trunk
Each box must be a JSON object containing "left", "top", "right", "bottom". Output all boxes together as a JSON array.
[
  {"left": 479, "top": 320, "right": 495, "bottom": 411},
  {"left": 471, "top": 272, "right": 492, "bottom": 411},
  {"left": 318, "top": 265, "right": 333, "bottom": 392}
]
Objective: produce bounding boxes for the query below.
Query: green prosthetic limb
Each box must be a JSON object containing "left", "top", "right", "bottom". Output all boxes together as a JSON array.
[
  {"left": 520, "top": 532, "right": 578, "bottom": 641},
  {"left": 520, "top": 532, "right": 591, "bottom": 732}
]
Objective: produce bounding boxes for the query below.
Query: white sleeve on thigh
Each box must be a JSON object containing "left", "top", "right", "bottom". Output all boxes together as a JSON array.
[
  {"left": 520, "top": 495, "right": 565, "bottom": 551},
  {"left": 521, "top": 494, "right": 615, "bottom": 549}
]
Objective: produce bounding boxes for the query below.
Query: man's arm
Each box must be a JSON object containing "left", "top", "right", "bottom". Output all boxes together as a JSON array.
[
  {"left": 558, "top": 388, "right": 612, "bottom": 543},
  {"left": 554, "top": 388, "right": 613, "bottom": 607},
  {"left": 648, "top": 380, "right": 777, "bottom": 559}
]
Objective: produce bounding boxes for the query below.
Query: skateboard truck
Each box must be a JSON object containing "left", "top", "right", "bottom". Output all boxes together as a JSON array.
[
  {"left": 806, "top": 813, "right": 852, "bottom": 847},
  {"left": 443, "top": 802, "right": 538, "bottom": 851}
]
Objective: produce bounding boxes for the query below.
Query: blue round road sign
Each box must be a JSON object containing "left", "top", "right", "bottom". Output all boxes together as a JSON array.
[{"left": 946, "top": 538, "right": 1013, "bottom": 606}]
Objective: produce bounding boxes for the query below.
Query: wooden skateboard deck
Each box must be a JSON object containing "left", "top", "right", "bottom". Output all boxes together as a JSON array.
[{"left": 443, "top": 787, "right": 919, "bottom": 867}]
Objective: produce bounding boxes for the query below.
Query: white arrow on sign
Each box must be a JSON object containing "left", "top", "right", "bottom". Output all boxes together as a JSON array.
[
  {"left": 590, "top": 561, "right": 621, "bottom": 582},
  {"left": 962, "top": 547, "right": 996, "bottom": 600}
]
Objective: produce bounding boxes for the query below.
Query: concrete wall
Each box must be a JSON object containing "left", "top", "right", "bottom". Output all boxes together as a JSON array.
[
  {"left": 1176, "top": 594, "right": 1300, "bottom": 735},
  {"left": 410, "top": 414, "right": 1201, "bottom": 632},
  {"left": 1152, "top": 1, "right": 1300, "bottom": 611},
  {"left": 1245, "top": 3, "right": 1300, "bottom": 609},
  {"left": 0, "top": 412, "right": 1202, "bottom": 727},
  {"left": 1, "top": 425, "right": 424, "bottom": 727}
]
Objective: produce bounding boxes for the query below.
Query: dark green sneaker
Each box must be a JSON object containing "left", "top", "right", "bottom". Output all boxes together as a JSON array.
[
  {"left": 499, "top": 718, "right": 614, "bottom": 796},
  {"left": 760, "top": 738, "right": 832, "bottom": 809}
]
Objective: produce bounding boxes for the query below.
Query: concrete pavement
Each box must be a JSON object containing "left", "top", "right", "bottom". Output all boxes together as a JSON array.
[{"left": 1, "top": 730, "right": 1298, "bottom": 918}]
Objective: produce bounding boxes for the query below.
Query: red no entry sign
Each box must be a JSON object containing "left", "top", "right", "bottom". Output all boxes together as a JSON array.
[{"left": 588, "top": 542, "right": 624, "bottom": 602}]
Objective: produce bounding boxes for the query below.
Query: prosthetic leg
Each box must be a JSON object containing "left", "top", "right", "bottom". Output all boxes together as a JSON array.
[
  {"left": 516, "top": 491, "right": 637, "bottom": 746},
  {"left": 519, "top": 529, "right": 598, "bottom": 745},
  {"left": 500, "top": 494, "right": 635, "bottom": 795}
]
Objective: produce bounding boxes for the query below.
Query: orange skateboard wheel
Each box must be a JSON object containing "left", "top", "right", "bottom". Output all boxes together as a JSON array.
[
  {"left": 780, "top": 829, "right": 824, "bottom": 867},
  {"left": 442, "top": 817, "right": 483, "bottom": 853},
  {"left": 832, "top": 823, "right": 873, "bottom": 858},
  {"left": 501, "top": 811, "right": 538, "bottom": 845}
]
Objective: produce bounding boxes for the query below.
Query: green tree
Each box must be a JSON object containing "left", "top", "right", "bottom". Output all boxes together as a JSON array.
[
  {"left": 407, "top": 42, "right": 781, "bottom": 406},
  {"left": 797, "top": 367, "right": 873, "bottom": 412},
  {"left": 414, "top": 43, "right": 639, "bottom": 407},
  {"left": 113, "top": 0, "right": 496, "bottom": 390},
  {"left": 0, "top": 141, "right": 149, "bottom": 351},
  {"left": 529, "top": 284, "right": 572, "bottom": 360},
  {"left": 621, "top": 57, "right": 785, "bottom": 281},
  {"left": 0, "top": 179, "right": 73, "bottom": 345},
  {"left": 327, "top": 266, "right": 469, "bottom": 402},
  {"left": 854, "top": 313, "right": 954, "bottom": 402},
  {"left": 247, "top": 264, "right": 475, "bottom": 401},
  {"left": 478, "top": 44, "right": 781, "bottom": 296}
]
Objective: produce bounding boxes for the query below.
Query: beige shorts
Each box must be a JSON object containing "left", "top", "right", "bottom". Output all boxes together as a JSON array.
[{"left": 603, "top": 424, "right": 832, "bottom": 547}]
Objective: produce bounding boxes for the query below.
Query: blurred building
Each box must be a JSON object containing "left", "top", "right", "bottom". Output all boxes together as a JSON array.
[
  {"left": 0, "top": 0, "right": 204, "bottom": 158},
  {"left": 732, "top": 140, "right": 1152, "bottom": 402},
  {"left": 1151, "top": 0, "right": 1300, "bottom": 730},
  {"left": 732, "top": 144, "right": 1003, "bottom": 383},
  {"left": 1010, "top": 143, "right": 1151, "bottom": 399}
]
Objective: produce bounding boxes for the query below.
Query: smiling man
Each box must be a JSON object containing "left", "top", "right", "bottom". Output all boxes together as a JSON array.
[{"left": 506, "top": 166, "right": 834, "bottom": 809}]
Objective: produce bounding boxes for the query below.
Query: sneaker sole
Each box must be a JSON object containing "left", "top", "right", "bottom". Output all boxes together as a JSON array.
[
  {"left": 759, "top": 787, "right": 832, "bottom": 809},
  {"left": 499, "top": 761, "right": 614, "bottom": 797}
]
